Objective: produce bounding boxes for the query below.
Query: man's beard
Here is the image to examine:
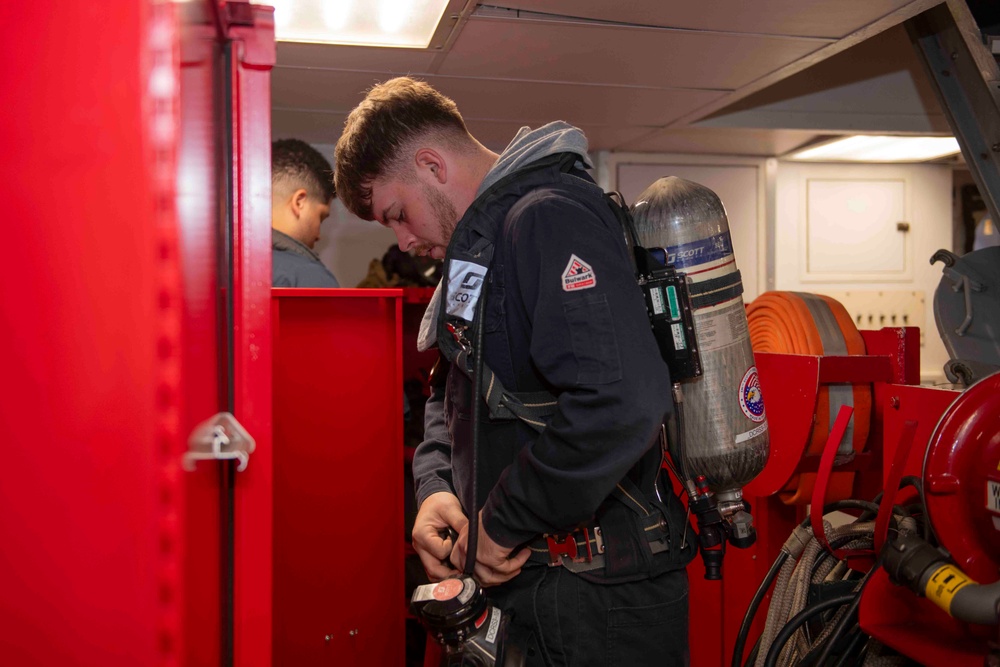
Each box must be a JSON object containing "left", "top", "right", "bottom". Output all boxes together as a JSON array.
[{"left": 416, "top": 182, "right": 458, "bottom": 256}]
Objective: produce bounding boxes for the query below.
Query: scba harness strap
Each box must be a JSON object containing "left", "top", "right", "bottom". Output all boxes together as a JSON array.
[{"left": 438, "top": 153, "right": 643, "bottom": 433}]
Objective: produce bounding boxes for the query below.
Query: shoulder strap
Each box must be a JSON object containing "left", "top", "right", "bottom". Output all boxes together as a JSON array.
[
  {"left": 460, "top": 182, "right": 634, "bottom": 432},
  {"left": 453, "top": 348, "right": 557, "bottom": 433}
]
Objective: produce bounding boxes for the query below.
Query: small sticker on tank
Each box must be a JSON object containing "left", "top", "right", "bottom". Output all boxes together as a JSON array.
[
  {"left": 671, "top": 323, "right": 686, "bottom": 350},
  {"left": 650, "top": 286, "right": 666, "bottom": 315},
  {"left": 735, "top": 422, "right": 768, "bottom": 444},
  {"left": 663, "top": 232, "right": 734, "bottom": 269},
  {"left": 666, "top": 285, "right": 681, "bottom": 320},
  {"left": 739, "top": 366, "right": 765, "bottom": 423}
]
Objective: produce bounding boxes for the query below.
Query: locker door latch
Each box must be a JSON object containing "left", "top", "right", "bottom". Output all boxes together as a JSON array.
[{"left": 183, "top": 412, "right": 256, "bottom": 472}]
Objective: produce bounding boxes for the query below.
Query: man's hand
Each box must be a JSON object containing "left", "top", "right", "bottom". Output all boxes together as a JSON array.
[
  {"left": 450, "top": 511, "right": 531, "bottom": 587},
  {"left": 412, "top": 491, "right": 468, "bottom": 581}
]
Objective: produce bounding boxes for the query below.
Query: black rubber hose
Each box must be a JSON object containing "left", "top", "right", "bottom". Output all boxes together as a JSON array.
[
  {"left": 668, "top": 387, "right": 689, "bottom": 483},
  {"left": 465, "top": 276, "right": 490, "bottom": 577},
  {"left": 830, "top": 625, "right": 866, "bottom": 667},
  {"left": 828, "top": 499, "right": 880, "bottom": 520},
  {"left": 743, "top": 634, "right": 762, "bottom": 667},
  {"left": 761, "top": 594, "right": 856, "bottom": 667},
  {"left": 802, "top": 565, "right": 878, "bottom": 667},
  {"left": 861, "top": 491, "right": 884, "bottom": 521},
  {"left": 899, "top": 475, "right": 931, "bottom": 542},
  {"left": 731, "top": 551, "right": 789, "bottom": 667}
]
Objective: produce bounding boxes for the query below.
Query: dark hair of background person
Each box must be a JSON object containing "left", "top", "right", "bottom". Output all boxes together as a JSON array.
[{"left": 272, "top": 138, "right": 335, "bottom": 203}]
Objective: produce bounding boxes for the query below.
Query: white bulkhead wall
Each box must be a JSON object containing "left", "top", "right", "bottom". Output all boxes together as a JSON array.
[{"left": 774, "top": 160, "right": 951, "bottom": 383}]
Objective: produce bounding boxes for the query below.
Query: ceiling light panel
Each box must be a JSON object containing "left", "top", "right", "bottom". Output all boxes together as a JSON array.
[
  {"left": 264, "top": 0, "right": 451, "bottom": 48},
  {"left": 789, "top": 135, "right": 961, "bottom": 162}
]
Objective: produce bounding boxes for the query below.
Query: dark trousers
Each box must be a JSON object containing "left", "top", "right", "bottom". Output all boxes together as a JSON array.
[{"left": 489, "top": 566, "right": 690, "bottom": 667}]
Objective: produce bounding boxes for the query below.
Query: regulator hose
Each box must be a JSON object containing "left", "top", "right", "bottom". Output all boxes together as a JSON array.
[{"left": 465, "top": 275, "right": 490, "bottom": 577}]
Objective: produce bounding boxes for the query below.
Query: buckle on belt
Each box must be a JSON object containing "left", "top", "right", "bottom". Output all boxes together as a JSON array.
[{"left": 545, "top": 527, "right": 604, "bottom": 567}]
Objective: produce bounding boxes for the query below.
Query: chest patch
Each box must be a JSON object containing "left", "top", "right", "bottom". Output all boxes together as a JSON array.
[
  {"left": 446, "top": 259, "right": 488, "bottom": 321},
  {"left": 562, "top": 254, "right": 596, "bottom": 292}
]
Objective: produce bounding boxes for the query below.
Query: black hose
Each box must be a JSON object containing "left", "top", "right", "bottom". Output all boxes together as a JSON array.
[
  {"left": 862, "top": 491, "right": 884, "bottom": 521},
  {"left": 802, "top": 564, "right": 878, "bottom": 667},
  {"left": 899, "top": 475, "right": 931, "bottom": 543},
  {"left": 825, "top": 499, "right": 879, "bottom": 520},
  {"left": 731, "top": 551, "right": 789, "bottom": 667},
  {"left": 465, "top": 276, "right": 489, "bottom": 577},
  {"left": 666, "top": 386, "right": 689, "bottom": 484},
  {"left": 743, "top": 635, "right": 762, "bottom": 667},
  {"left": 762, "top": 594, "right": 856, "bottom": 667},
  {"left": 830, "top": 625, "right": 867, "bottom": 667}
]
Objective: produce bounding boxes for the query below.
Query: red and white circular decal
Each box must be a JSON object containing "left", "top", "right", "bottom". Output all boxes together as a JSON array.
[
  {"left": 432, "top": 578, "right": 464, "bottom": 601},
  {"left": 739, "top": 366, "right": 766, "bottom": 423}
]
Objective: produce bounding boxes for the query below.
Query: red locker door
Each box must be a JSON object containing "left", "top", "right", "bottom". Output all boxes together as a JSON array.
[
  {"left": 0, "top": 1, "right": 275, "bottom": 665},
  {"left": 172, "top": 3, "right": 277, "bottom": 665},
  {"left": 0, "top": 2, "right": 193, "bottom": 665}
]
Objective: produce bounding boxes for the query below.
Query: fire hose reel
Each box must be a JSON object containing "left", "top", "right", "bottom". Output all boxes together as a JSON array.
[{"left": 923, "top": 372, "right": 1000, "bottom": 584}]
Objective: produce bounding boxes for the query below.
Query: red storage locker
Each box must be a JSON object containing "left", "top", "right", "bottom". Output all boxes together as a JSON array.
[{"left": 272, "top": 289, "right": 406, "bottom": 666}]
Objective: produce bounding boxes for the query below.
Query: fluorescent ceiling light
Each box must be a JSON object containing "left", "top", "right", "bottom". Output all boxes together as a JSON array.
[
  {"left": 788, "top": 135, "right": 961, "bottom": 162},
  {"left": 260, "top": 0, "right": 451, "bottom": 48}
]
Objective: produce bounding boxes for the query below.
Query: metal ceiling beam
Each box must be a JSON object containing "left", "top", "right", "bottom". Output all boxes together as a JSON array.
[{"left": 907, "top": 0, "right": 1000, "bottom": 226}]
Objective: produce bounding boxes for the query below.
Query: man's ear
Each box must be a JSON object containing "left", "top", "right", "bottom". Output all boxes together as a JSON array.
[
  {"left": 290, "top": 188, "right": 309, "bottom": 216},
  {"left": 414, "top": 148, "right": 447, "bottom": 185}
]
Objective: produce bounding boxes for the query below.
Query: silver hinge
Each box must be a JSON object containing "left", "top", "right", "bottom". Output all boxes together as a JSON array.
[{"left": 183, "top": 412, "right": 256, "bottom": 472}]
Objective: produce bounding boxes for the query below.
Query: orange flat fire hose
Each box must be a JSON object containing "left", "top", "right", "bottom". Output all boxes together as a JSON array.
[{"left": 746, "top": 292, "right": 872, "bottom": 505}]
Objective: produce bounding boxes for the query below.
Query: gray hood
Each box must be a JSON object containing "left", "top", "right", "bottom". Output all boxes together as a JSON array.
[
  {"left": 417, "top": 122, "right": 593, "bottom": 351},
  {"left": 477, "top": 121, "right": 593, "bottom": 195}
]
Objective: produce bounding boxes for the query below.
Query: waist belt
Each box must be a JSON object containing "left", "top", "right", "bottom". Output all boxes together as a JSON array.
[{"left": 525, "top": 512, "right": 672, "bottom": 574}]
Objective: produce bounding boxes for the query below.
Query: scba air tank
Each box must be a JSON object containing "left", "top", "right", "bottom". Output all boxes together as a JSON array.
[{"left": 631, "top": 177, "right": 768, "bottom": 502}]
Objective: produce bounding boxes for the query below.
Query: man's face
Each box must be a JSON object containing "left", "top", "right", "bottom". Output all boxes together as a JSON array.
[
  {"left": 370, "top": 177, "right": 458, "bottom": 261},
  {"left": 300, "top": 196, "right": 331, "bottom": 249}
]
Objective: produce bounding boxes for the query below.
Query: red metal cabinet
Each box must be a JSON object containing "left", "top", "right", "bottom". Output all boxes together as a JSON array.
[{"left": 272, "top": 289, "right": 406, "bottom": 666}]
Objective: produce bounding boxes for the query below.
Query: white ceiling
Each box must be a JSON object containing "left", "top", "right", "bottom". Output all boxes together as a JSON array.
[{"left": 270, "top": 0, "right": 949, "bottom": 156}]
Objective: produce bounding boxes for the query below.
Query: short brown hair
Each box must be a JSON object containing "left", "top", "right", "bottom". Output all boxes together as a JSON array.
[{"left": 334, "top": 77, "right": 470, "bottom": 220}]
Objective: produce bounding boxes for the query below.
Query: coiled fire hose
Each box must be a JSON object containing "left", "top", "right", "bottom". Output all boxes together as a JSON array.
[{"left": 746, "top": 291, "right": 872, "bottom": 504}]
